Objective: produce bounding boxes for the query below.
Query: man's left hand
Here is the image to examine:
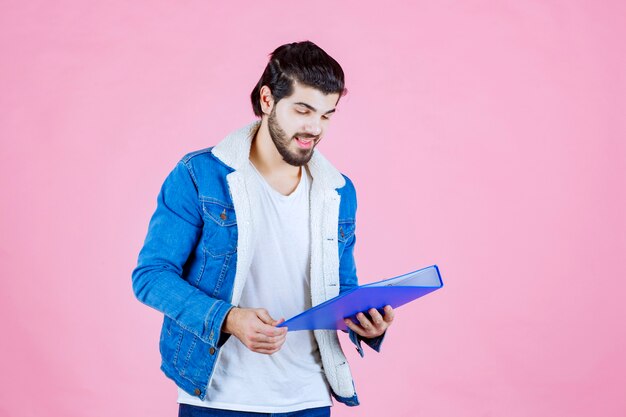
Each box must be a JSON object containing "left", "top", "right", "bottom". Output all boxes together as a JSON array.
[{"left": 344, "top": 305, "right": 394, "bottom": 338}]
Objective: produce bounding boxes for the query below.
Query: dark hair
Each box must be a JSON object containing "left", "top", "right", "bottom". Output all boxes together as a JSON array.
[{"left": 250, "top": 41, "right": 348, "bottom": 117}]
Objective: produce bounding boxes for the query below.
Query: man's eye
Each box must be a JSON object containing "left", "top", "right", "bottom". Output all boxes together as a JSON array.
[{"left": 296, "top": 109, "right": 308, "bottom": 115}]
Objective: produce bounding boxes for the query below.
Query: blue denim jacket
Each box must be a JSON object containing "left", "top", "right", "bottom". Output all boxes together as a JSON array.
[{"left": 132, "top": 121, "right": 385, "bottom": 407}]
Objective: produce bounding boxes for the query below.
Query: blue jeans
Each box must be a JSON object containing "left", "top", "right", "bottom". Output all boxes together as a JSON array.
[{"left": 178, "top": 404, "right": 331, "bottom": 417}]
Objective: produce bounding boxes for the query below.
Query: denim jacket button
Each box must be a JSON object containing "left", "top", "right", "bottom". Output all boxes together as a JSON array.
[
  {"left": 220, "top": 210, "right": 227, "bottom": 220},
  {"left": 209, "top": 347, "right": 216, "bottom": 355},
  {"left": 194, "top": 388, "right": 201, "bottom": 396}
]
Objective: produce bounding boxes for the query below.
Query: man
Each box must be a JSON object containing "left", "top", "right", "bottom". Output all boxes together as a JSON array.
[{"left": 132, "top": 40, "right": 395, "bottom": 417}]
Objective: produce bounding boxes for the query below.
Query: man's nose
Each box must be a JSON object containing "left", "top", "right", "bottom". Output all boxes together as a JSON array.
[{"left": 303, "top": 121, "right": 322, "bottom": 137}]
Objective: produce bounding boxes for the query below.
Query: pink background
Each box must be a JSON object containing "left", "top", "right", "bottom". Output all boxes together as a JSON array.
[{"left": 1, "top": 1, "right": 625, "bottom": 416}]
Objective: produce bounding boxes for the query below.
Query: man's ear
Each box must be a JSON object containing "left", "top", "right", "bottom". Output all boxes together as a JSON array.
[{"left": 259, "top": 85, "right": 274, "bottom": 115}]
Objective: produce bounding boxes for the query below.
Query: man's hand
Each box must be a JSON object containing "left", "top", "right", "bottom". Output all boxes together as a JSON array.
[
  {"left": 223, "top": 307, "right": 288, "bottom": 355},
  {"left": 344, "top": 305, "right": 394, "bottom": 339}
]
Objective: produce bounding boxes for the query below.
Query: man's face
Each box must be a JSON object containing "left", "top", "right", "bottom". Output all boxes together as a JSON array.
[{"left": 267, "top": 81, "right": 340, "bottom": 166}]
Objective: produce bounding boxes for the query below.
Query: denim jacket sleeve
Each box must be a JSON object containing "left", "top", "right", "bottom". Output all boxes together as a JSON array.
[
  {"left": 338, "top": 177, "right": 387, "bottom": 358},
  {"left": 131, "top": 160, "right": 234, "bottom": 346}
]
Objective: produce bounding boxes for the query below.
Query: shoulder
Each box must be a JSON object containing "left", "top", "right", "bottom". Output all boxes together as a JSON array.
[
  {"left": 337, "top": 173, "right": 357, "bottom": 199},
  {"left": 337, "top": 173, "right": 358, "bottom": 216},
  {"left": 167, "top": 147, "right": 212, "bottom": 188},
  {"left": 180, "top": 147, "right": 214, "bottom": 165},
  {"left": 340, "top": 173, "right": 356, "bottom": 193},
  {"left": 177, "top": 146, "right": 235, "bottom": 184}
]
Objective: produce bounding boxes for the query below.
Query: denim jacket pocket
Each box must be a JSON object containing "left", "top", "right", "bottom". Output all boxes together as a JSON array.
[
  {"left": 338, "top": 220, "right": 355, "bottom": 243},
  {"left": 201, "top": 199, "right": 238, "bottom": 257},
  {"left": 337, "top": 219, "right": 355, "bottom": 259}
]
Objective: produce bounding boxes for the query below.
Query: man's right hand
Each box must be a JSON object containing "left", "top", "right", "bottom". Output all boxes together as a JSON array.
[{"left": 222, "top": 307, "right": 288, "bottom": 355}]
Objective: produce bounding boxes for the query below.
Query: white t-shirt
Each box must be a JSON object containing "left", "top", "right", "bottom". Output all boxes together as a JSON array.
[{"left": 177, "top": 162, "right": 332, "bottom": 412}]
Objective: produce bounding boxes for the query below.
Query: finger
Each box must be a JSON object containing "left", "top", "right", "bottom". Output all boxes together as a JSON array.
[
  {"left": 256, "top": 311, "right": 288, "bottom": 335},
  {"left": 274, "top": 317, "right": 288, "bottom": 332},
  {"left": 256, "top": 321, "right": 286, "bottom": 337},
  {"left": 255, "top": 308, "right": 277, "bottom": 325},
  {"left": 344, "top": 318, "right": 366, "bottom": 336},
  {"left": 255, "top": 347, "right": 280, "bottom": 355},
  {"left": 369, "top": 308, "right": 385, "bottom": 326},
  {"left": 251, "top": 341, "right": 283, "bottom": 350},
  {"left": 251, "top": 340, "right": 286, "bottom": 354},
  {"left": 251, "top": 344, "right": 278, "bottom": 354},
  {"left": 383, "top": 305, "right": 395, "bottom": 323},
  {"left": 250, "top": 332, "right": 286, "bottom": 344},
  {"left": 356, "top": 312, "right": 373, "bottom": 329}
]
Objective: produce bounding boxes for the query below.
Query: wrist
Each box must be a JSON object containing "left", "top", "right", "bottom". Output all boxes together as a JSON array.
[{"left": 223, "top": 307, "right": 240, "bottom": 335}]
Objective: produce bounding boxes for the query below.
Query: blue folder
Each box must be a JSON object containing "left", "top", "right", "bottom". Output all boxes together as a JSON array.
[{"left": 277, "top": 265, "right": 443, "bottom": 331}]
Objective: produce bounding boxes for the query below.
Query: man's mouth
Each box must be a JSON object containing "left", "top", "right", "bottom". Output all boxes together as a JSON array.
[{"left": 295, "top": 136, "right": 315, "bottom": 149}]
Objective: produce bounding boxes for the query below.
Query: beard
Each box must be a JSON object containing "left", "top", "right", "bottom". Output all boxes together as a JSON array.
[{"left": 268, "top": 106, "right": 319, "bottom": 167}]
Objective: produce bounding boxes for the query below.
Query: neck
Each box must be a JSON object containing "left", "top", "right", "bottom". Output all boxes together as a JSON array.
[{"left": 250, "top": 117, "right": 301, "bottom": 179}]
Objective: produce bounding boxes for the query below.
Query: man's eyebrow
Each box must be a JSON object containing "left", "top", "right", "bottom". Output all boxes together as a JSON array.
[{"left": 294, "top": 102, "right": 336, "bottom": 115}]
